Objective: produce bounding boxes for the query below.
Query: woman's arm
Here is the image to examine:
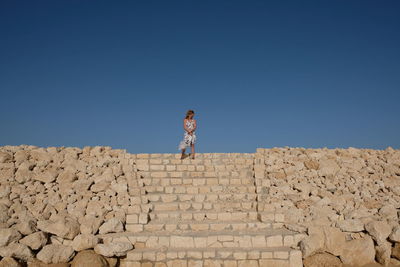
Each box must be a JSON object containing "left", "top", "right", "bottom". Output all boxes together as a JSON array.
[
  {"left": 183, "top": 119, "right": 191, "bottom": 133},
  {"left": 192, "top": 119, "right": 197, "bottom": 132}
]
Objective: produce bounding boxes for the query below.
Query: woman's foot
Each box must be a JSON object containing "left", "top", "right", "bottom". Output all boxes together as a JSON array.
[
  {"left": 189, "top": 153, "right": 195, "bottom": 159},
  {"left": 180, "top": 153, "right": 187, "bottom": 160}
]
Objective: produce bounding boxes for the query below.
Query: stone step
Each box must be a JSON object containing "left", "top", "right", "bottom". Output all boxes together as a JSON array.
[
  {"left": 144, "top": 193, "right": 258, "bottom": 203},
  {"left": 144, "top": 185, "right": 256, "bottom": 194},
  {"left": 141, "top": 177, "right": 255, "bottom": 186},
  {"left": 148, "top": 210, "right": 258, "bottom": 222},
  {"left": 134, "top": 153, "right": 255, "bottom": 160},
  {"left": 149, "top": 201, "right": 257, "bottom": 212},
  {"left": 106, "top": 228, "right": 299, "bottom": 250},
  {"left": 137, "top": 170, "right": 253, "bottom": 178},
  {"left": 140, "top": 220, "right": 277, "bottom": 232},
  {"left": 123, "top": 247, "right": 302, "bottom": 267}
]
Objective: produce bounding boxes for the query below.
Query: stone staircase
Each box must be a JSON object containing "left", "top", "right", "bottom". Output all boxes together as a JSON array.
[{"left": 120, "top": 153, "right": 303, "bottom": 267}]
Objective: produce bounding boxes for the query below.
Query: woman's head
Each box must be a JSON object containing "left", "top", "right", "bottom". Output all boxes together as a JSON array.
[{"left": 185, "top": 110, "right": 195, "bottom": 119}]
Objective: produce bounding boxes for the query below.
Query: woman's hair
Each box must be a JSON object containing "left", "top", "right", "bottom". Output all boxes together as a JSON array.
[{"left": 185, "top": 110, "right": 195, "bottom": 119}]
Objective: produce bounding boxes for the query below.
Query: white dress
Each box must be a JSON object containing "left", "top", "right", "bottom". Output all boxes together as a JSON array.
[{"left": 178, "top": 119, "right": 196, "bottom": 150}]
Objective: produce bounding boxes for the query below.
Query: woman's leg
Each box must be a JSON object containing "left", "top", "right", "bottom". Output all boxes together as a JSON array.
[
  {"left": 190, "top": 143, "right": 195, "bottom": 159},
  {"left": 181, "top": 148, "right": 186, "bottom": 159}
]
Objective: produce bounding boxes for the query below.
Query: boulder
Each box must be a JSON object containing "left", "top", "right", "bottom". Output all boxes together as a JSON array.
[
  {"left": 376, "top": 241, "right": 392, "bottom": 266},
  {"left": 0, "top": 257, "right": 22, "bottom": 267},
  {"left": 303, "top": 252, "right": 342, "bottom": 267},
  {"left": 299, "top": 226, "right": 346, "bottom": 258},
  {"left": 27, "top": 258, "right": 70, "bottom": 267},
  {"left": 15, "top": 219, "right": 37, "bottom": 235},
  {"left": 57, "top": 170, "right": 77, "bottom": 184},
  {"left": 37, "top": 217, "right": 80, "bottom": 239},
  {"left": 36, "top": 244, "right": 75, "bottom": 264},
  {"left": 340, "top": 236, "right": 375, "bottom": 266},
  {"left": 0, "top": 228, "right": 22, "bottom": 246},
  {"left": 365, "top": 220, "right": 392, "bottom": 245},
  {"left": 318, "top": 159, "right": 340, "bottom": 176},
  {"left": 91, "top": 181, "right": 110, "bottom": 193},
  {"left": 335, "top": 219, "right": 364, "bottom": 232},
  {"left": 393, "top": 243, "right": 400, "bottom": 260},
  {"left": 0, "top": 242, "right": 33, "bottom": 261},
  {"left": 94, "top": 242, "right": 133, "bottom": 257},
  {"left": 79, "top": 216, "right": 104, "bottom": 235},
  {"left": 304, "top": 160, "right": 319, "bottom": 170},
  {"left": 98, "top": 218, "right": 124, "bottom": 234},
  {"left": 389, "top": 225, "right": 400, "bottom": 242},
  {"left": 0, "top": 151, "right": 13, "bottom": 163},
  {"left": 71, "top": 250, "right": 109, "bottom": 267},
  {"left": 33, "top": 168, "right": 59, "bottom": 183},
  {"left": 19, "top": 231, "right": 48, "bottom": 250},
  {"left": 71, "top": 234, "right": 100, "bottom": 251}
]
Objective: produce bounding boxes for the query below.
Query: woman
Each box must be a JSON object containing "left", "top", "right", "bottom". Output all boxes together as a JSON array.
[{"left": 178, "top": 110, "right": 197, "bottom": 159}]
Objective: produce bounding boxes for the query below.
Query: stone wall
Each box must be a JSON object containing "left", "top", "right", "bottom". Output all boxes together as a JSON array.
[
  {"left": 254, "top": 147, "right": 400, "bottom": 266},
  {"left": 0, "top": 145, "right": 142, "bottom": 266},
  {"left": 0, "top": 145, "right": 399, "bottom": 266}
]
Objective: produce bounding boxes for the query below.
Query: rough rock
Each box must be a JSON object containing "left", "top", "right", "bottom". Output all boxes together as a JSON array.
[
  {"left": 79, "top": 216, "right": 103, "bottom": 235},
  {"left": 376, "top": 241, "right": 392, "bottom": 266},
  {"left": 71, "top": 234, "right": 100, "bottom": 251},
  {"left": 0, "top": 242, "right": 33, "bottom": 261},
  {"left": 365, "top": 220, "right": 392, "bottom": 245},
  {"left": 303, "top": 252, "right": 342, "bottom": 267},
  {"left": 300, "top": 226, "right": 346, "bottom": 257},
  {"left": 0, "top": 228, "right": 22, "bottom": 246},
  {"left": 36, "top": 244, "right": 75, "bottom": 264},
  {"left": 98, "top": 218, "right": 124, "bottom": 234},
  {"left": 0, "top": 151, "right": 13, "bottom": 163},
  {"left": 335, "top": 219, "right": 364, "bottom": 232},
  {"left": 340, "top": 236, "right": 375, "bottom": 266},
  {"left": 0, "top": 257, "right": 22, "bottom": 267},
  {"left": 389, "top": 225, "right": 400, "bottom": 242},
  {"left": 37, "top": 217, "right": 80, "bottom": 240},
  {"left": 393, "top": 243, "right": 400, "bottom": 260},
  {"left": 318, "top": 159, "right": 340, "bottom": 176},
  {"left": 71, "top": 249, "right": 109, "bottom": 267},
  {"left": 94, "top": 242, "right": 133, "bottom": 257},
  {"left": 19, "top": 231, "right": 48, "bottom": 250}
]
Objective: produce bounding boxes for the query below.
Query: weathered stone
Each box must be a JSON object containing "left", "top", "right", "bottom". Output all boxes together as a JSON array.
[
  {"left": 0, "top": 228, "right": 22, "bottom": 246},
  {"left": 304, "top": 160, "right": 319, "bottom": 170},
  {"left": 393, "top": 243, "right": 400, "bottom": 260},
  {"left": 91, "top": 181, "right": 110, "bottom": 192},
  {"left": 33, "top": 168, "right": 59, "bottom": 183},
  {"left": 98, "top": 218, "right": 124, "bottom": 234},
  {"left": 376, "top": 241, "right": 391, "bottom": 266},
  {"left": 79, "top": 215, "right": 104, "bottom": 235},
  {"left": 0, "top": 257, "right": 22, "bottom": 267},
  {"left": 318, "top": 159, "right": 340, "bottom": 176},
  {"left": 94, "top": 242, "right": 133, "bottom": 257},
  {"left": 71, "top": 249, "right": 109, "bottom": 267},
  {"left": 365, "top": 220, "right": 392, "bottom": 245},
  {"left": 19, "top": 231, "right": 48, "bottom": 250},
  {"left": 389, "top": 225, "right": 400, "bottom": 242},
  {"left": 335, "top": 219, "right": 364, "bottom": 232},
  {"left": 37, "top": 217, "right": 80, "bottom": 240},
  {"left": 15, "top": 219, "right": 37, "bottom": 235},
  {"left": 303, "top": 252, "right": 342, "bottom": 267},
  {"left": 0, "top": 242, "right": 33, "bottom": 261},
  {"left": 300, "top": 226, "right": 346, "bottom": 257},
  {"left": 71, "top": 234, "right": 100, "bottom": 251},
  {"left": 57, "top": 170, "right": 77, "bottom": 184},
  {"left": 36, "top": 244, "right": 75, "bottom": 264},
  {"left": 340, "top": 236, "right": 375, "bottom": 266},
  {"left": 0, "top": 151, "right": 13, "bottom": 163}
]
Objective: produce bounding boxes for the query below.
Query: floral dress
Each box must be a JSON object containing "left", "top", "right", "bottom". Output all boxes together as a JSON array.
[{"left": 178, "top": 119, "right": 196, "bottom": 150}]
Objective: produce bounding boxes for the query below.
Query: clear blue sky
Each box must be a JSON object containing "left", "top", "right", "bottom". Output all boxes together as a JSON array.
[{"left": 1, "top": 1, "right": 399, "bottom": 153}]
